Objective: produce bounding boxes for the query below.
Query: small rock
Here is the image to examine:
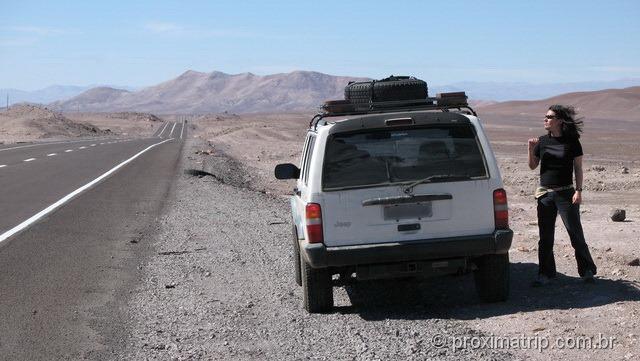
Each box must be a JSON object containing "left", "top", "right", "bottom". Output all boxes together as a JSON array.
[
  {"left": 627, "top": 258, "right": 640, "bottom": 267},
  {"left": 165, "top": 283, "right": 177, "bottom": 289},
  {"left": 517, "top": 246, "right": 530, "bottom": 252},
  {"left": 611, "top": 209, "right": 626, "bottom": 222},
  {"left": 621, "top": 167, "right": 629, "bottom": 174},
  {"left": 592, "top": 165, "right": 606, "bottom": 172}
]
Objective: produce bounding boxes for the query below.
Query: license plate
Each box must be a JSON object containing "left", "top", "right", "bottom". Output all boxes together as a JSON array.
[{"left": 383, "top": 202, "right": 432, "bottom": 220}]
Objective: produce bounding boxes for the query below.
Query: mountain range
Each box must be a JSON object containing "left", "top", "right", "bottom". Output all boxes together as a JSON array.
[
  {"left": 50, "top": 71, "right": 369, "bottom": 113},
  {"left": 2, "top": 70, "right": 639, "bottom": 114}
]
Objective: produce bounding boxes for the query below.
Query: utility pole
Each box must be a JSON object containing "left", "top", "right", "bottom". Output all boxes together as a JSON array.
[{"left": 6, "top": 94, "right": 8, "bottom": 110}]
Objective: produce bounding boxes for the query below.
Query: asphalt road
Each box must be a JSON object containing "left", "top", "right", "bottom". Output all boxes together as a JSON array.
[{"left": 0, "top": 121, "right": 185, "bottom": 359}]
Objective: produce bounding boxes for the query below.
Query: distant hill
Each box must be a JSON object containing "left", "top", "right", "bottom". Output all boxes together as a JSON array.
[
  {"left": 0, "top": 84, "right": 138, "bottom": 105},
  {"left": 477, "top": 86, "right": 640, "bottom": 121},
  {"left": 431, "top": 79, "right": 640, "bottom": 102},
  {"left": 52, "top": 70, "right": 369, "bottom": 113},
  {"left": 1, "top": 85, "right": 93, "bottom": 105}
]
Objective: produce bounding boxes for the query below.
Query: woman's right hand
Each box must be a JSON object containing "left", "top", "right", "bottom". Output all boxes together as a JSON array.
[{"left": 528, "top": 138, "right": 539, "bottom": 151}]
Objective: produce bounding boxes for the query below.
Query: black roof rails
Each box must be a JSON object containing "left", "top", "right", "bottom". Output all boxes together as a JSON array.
[{"left": 310, "top": 92, "right": 476, "bottom": 130}]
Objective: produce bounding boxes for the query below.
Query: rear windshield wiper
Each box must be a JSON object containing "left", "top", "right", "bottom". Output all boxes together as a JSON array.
[{"left": 402, "top": 174, "right": 471, "bottom": 195}]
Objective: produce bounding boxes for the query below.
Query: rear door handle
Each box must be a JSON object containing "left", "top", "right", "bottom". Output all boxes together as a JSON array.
[{"left": 398, "top": 223, "right": 421, "bottom": 232}]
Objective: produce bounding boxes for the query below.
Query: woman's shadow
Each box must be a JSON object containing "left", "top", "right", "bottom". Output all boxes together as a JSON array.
[{"left": 336, "top": 262, "right": 640, "bottom": 321}]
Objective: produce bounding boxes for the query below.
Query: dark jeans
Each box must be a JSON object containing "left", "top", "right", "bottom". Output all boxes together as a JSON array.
[{"left": 537, "top": 189, "right": 597, "bottom": 278}]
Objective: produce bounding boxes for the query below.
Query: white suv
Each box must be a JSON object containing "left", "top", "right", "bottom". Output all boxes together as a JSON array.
[{"left": 276, "top": 92, "right": 512, "bottom": 313}]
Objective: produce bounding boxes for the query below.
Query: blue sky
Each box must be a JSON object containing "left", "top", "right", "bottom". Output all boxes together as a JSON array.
[{"left": 1, "top": 0, "right": 639, "bottom": 90}]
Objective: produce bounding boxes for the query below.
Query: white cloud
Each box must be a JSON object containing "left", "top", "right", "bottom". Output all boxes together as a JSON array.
[
  {"left": 588, "top": 66, "right": 640, "bottom": 73},
  {"left": 143, "top": 21, "right": 260, "bottom": 39},
  {"left": 143, "top": 22, "right": 185, "bottom": 34}
]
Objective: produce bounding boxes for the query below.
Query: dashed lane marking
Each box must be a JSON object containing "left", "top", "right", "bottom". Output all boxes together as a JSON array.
[
  {"left": 0, "top": 138, "right": 175, "bottom": 245},
  {"left": 169, "top": 122, "right": 177, "bottom": 137},
  {"left": 0, "top": 165, "right": 6, "bottom": 168},
  {"left": 47, "top": 153, "right": 57, "bottom": 157},
  {"left": 79, "top": 146, "right": 87, "bottom": 149},
  {"left": 65, "top": 149, "right": 73, "bottom": 152},
  {"left": 0, "top": 138, "right": 113, "bottom": 153},
  {"left": 24, "top": 158, "right": 36, "bottom": 162}
]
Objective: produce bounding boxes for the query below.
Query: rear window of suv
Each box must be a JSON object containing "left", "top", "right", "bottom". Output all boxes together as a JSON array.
[{"left": 322, "top": 124, "right": 488, "bottom": 190}]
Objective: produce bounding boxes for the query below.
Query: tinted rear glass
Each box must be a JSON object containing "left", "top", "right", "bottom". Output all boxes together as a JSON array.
[{"left": 322, "top": 125, "right": 488, "bottom": 190}]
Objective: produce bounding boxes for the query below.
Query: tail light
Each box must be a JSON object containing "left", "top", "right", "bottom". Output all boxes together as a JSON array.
[
  {"left": 493, "top": 189, "right": 509, "bottom": 230},
  {"left": 305, "top": 203, "right": 324, "bottom": 243}
]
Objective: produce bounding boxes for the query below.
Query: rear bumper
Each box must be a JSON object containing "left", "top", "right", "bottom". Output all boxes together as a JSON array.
[{"left": 300, "top": 230, "right": 513, "bottom": 268}]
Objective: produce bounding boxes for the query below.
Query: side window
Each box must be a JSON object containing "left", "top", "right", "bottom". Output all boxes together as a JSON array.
[
  {"left": 299, "top": 135, "right": 311, "bottom": 173},
  {"left": 301, "top": 135, "right": 316, "bottom": 185}
]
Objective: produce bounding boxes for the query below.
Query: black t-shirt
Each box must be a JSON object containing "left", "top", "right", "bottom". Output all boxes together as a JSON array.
[{"left": 534, "top": 134, "right": 583, "bottom": 187}]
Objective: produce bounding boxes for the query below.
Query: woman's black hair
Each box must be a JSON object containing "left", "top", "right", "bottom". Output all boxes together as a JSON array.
[{"left": 549, "top": 104, "right": 583, "bottom": 139}]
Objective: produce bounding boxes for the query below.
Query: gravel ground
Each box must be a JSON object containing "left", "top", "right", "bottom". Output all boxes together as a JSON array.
[{"left": 114, "top": 138, "right": 514, "bottom": 360}]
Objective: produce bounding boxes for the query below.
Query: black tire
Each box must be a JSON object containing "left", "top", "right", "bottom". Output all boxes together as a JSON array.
[
  {"left": 344, "top": 77, "right": 428, "bottom": 104},
  {"left": 300, "top": 252, "right": 333, "bottom": 313},
  {"left": 292, "top": 226, "right": 302, "bottom": 286},
  {"left": 473, "top": 254, "right": 510, "bottom": 302}
]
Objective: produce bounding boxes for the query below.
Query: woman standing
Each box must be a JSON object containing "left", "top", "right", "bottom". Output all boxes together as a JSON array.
[{"left": 527, "top": 105, "right": 597, "bottom": 286}]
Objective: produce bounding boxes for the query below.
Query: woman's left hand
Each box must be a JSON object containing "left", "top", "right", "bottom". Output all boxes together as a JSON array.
[{"left": 573, "top": 191, "right": 582, "bottom": 205}]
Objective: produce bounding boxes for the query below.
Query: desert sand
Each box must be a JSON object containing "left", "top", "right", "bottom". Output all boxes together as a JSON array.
[
  {"left": 0, "top": 105, "right": 162, "bottom": 144},
  {"left": 1, "top": 103, "right": 638, "bottom": 359},
  {"left": 189, "top": 109, "right": 640, "bottom": 360}
]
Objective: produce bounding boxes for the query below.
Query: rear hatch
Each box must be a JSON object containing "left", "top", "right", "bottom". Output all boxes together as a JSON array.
[{"left": 320, "top": 123, "right": 496, "bottom": 247}]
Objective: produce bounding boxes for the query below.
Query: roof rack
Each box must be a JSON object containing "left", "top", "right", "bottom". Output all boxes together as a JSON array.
[{"left": 310, "top": 92, "right": 476, "bottom": 130}]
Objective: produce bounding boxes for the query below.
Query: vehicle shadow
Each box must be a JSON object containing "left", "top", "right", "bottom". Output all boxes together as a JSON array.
[{"left": 337, "top": 262, "right": 640, "bottom": 321}]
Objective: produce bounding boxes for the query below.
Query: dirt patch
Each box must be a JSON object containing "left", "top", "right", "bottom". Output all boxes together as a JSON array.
[
  {"left": 0, "top": 104, "right": 110, "bottom": 143},
  {"left": 64, "top": 111, "right": 163, "bottom": 138},
  {"left": 0, "top": 105, "right": 165, "bottom": 143}
]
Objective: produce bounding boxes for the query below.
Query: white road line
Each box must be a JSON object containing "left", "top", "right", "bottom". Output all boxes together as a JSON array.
[
  {"left": 180, "top": 121, "right": 185, "bottom": 139},
  {"left": 169, "top": 122, "right": 177, "bottom": 137},
  {"left": 24, "top": 158, "right": 36, "bottom": 162},
  {"left": 0, "top": 138, "right": 114, "bottom": 153},
  {"left": 0, "top": 138, "right": 174, "bottom": 245},
  {"left": 100, "top": 143, "right": 105, "bottom": 145},
  {"left": 65, "top": 149, "right": 73, "bottom": 152},
  {"left": 79, "top": 146, "right": 87, "bottom": 149},
  {"left": 91, "top": 144, "right": 96, "bottom": 146},
  {"left": 47, "top": 153, "right": 57, "bottom": 157},
  {"left": 0, "top": 165, "right": 6, "bottom": 168},
  {"left": 158, "top": 122, "right": 169, "bottom": 138}
]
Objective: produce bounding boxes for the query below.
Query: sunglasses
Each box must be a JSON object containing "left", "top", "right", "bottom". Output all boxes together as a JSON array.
[{"left": 544, "top": 115, "right": 557, "bottom": 120}]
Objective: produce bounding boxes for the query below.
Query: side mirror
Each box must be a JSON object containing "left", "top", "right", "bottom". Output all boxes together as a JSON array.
[{"left": 274, "top": 163, "right": 300, "bottom": 180}]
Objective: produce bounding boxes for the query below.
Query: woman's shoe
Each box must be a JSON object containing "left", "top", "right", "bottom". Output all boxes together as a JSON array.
[{"left": 582, "top": 270, "right": 595, "bottom": 284}]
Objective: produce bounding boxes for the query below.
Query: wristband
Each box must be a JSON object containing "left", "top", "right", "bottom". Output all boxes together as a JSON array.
[{"left": 576, "top": 187, "right": 583, "bottom": 192}]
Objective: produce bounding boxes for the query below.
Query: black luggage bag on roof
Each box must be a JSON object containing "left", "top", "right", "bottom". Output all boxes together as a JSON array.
[{"left": 344, "top": 75, "right": 428, "bottom": 104}]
